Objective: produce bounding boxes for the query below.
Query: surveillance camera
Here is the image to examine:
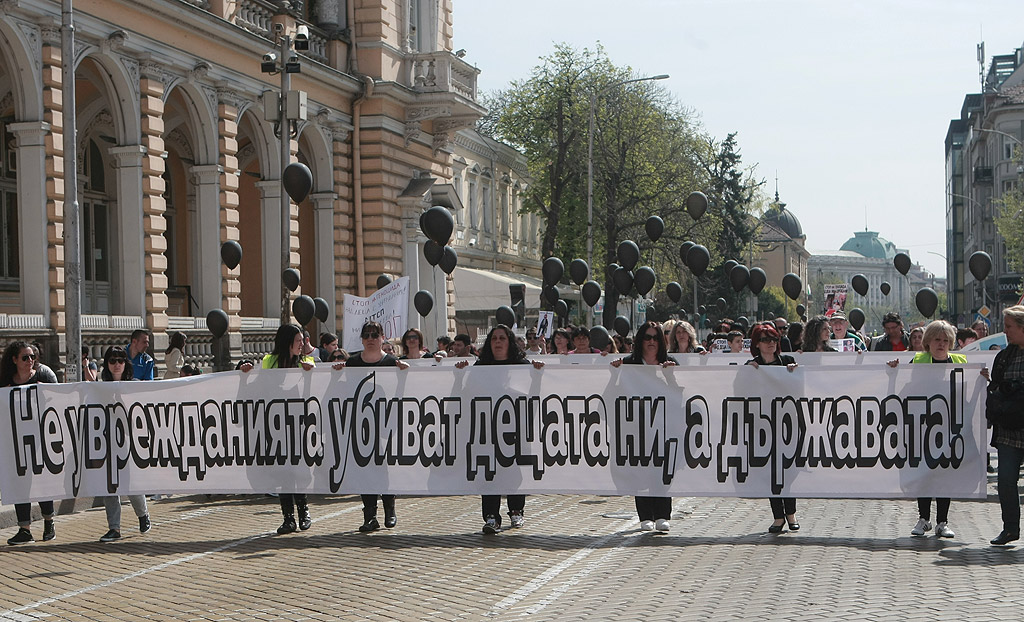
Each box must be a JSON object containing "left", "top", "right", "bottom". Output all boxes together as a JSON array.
[
  {"left": 285, "top": 55, "right": 301, "bottom": 73},
  {"left": 263, "top": 52, "right": 278, "bottom": 63},
  {"left": 261, "top": 52, "right": 278, "bottom": 73},
  {"left": 294, "top": 25, "right": 310, "bottom": 51},
  {"left": 468, "top": 238, "right": 477, "bottom": 248}
]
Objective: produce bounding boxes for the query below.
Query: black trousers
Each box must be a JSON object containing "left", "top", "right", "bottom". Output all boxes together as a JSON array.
[
  {"left": 15, "top": 501, "right": 54, "bottom": 525},
  {"left": 917, "top": 497, "right": 950, "bottom": 523},
  {"left": 481, "top": 495, "right": 525, "bottom": 523},
  {"left": 361, "top": 494, "right": 396, "bottom": 519},
  {"left": 769, "top": 497, "right": 796, "bottom": 520},
  {"left": 279, "top": 494, "right": 308, "bottom": 516},
  {"left": 997, "top": 443, "right": 1024, "bottom": 532},
  {"left": 635, "top": 496, "right": 672, "bottom": 522}
]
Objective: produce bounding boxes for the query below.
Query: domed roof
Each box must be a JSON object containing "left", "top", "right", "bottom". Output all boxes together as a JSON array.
[
  {"left": 762, "top": 195, "right": 803, "bottom": 239},
  {"left": 839, "top": 230, "right": 897, "bottom": 260}
]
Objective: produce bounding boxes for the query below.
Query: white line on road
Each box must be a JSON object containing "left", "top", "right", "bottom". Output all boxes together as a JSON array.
[
  {"left": 485, "top": 498, "right": 693, "bottom": 618},
  {"left": 0, "top": 504, "right": 362, "bottom": 621}
]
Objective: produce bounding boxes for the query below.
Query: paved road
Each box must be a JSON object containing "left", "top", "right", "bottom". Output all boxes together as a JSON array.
[{"left": 0, "top": 473, "right": 1021, "bottom": 621}]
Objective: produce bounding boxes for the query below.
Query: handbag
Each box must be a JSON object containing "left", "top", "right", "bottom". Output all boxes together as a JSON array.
[{"left": 986, "top": 345, "right": 1024, "bottom": 430}]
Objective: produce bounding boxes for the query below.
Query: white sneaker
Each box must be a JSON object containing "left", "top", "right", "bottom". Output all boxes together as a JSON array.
[
  {"left": 509, "top": 512, "right": 525, "bottom": 529},
  {"left": 911, "top": 518, "right": 932, "bottom": 536},
  {"left": 935, "top": 522, "right": 955, "bottom": 538},
  {"left": 655, "top": 519, "right": 671, "bottom": 532},
  {"left": 639, "top": 520, "right": 655, "bottom": 531}
]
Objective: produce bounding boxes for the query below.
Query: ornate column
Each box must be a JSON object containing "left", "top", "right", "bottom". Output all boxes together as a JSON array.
[
  {"left": 139, "top": 69, "right": 168, "bottom": 331},
  {"left": 217, "top": 97, "right": 242, "bottom": 329},
  {"left": 108, "top": 145, "right": 147, "bottom": 318},
  {"left": 255, "top": 179, "right": 282, "bottom": 318},
  {"left": 310, "top": 191, "right": 338, "bottom": 330},
  {"left": 189, "top": 164, "right": 222, "bottom": 315},
  {"left": 9, "top": 121, "right": 51, "bottom": 317},
  {"left": 332, "top": 134, "right": 355, "bottom": 310},
  {"left": 40, "top": 29, "right": 66, "bottom": 331}
]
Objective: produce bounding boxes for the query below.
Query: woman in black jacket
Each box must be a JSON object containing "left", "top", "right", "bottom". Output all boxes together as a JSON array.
[
  {"left": 611, "top": 321, "right": 678, "bottom": 532},
  {"left": 745, "top": 324, "right": 799, "bottom": 533},
  {"left": 985, "top": 305, "right": 1024, "bottom": 545},
  {"left": 456, "top": 325, "right": 544, "bottom": 533}
]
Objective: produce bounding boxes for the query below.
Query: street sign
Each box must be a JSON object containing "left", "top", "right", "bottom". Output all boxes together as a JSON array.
[
  {"left": 978, "top": 305, "right": 991, "bottom": 317},
  {"left": 974, "top": 314, "right": 991, "bottom": 330}
]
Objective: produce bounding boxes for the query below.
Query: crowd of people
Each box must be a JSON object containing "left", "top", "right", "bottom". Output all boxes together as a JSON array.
[{"left": 2, "top": 305, "right": 1022, "bottom": 546}]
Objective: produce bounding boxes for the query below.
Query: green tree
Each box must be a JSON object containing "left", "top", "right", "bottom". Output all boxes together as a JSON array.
[{"left": 997, "top": 184, "right": 1024, "bottom": 275}]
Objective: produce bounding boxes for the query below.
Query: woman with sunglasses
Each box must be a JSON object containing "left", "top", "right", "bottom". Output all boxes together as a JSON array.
[
  {"left": 455, "top": 324, "right": 545, "bottom": 533},
  {"left": 1, "top": 342, "right": 58, "bottom": 544},
  {"left": 610, "top": 322, "right": 678, "bottom": 532},
  {"left": 240, "top": 324, "right": 316, "bottom": 534},
  {"left": 333, "top": 321, "right": 409, "bottom": 532},
  {"left": 96, "top": 346, "right": 154, "bottom": 542},
  {"left": 745, "top": 324, "right": 800, "bottom": 533}
]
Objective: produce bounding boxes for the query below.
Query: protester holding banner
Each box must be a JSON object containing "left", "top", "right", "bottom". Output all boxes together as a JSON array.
[
  {"left": 335, "top": 321, "right": 410, "bottom": 532},
  {"left": 668, "top": 321, "right": 705, "bottom": 354},
  {"left": 985, "top": 305, "right": 1024, "bottom": 545},
  {"left": 611, "top": 321, "right": 678, "bottom": 532},
  {"left": 909, "top": 326, "right": 925, "bottom": 352},
  {"left": 570, "top": 326, "right": 601, "bottom": 354},
  {"left": 2, "top": 341, "right": 57, "bottom": 545},
  {"left": 456, "top": 324, "right": 545, "bottom": 534},
  {"left": 96, "top": 346, "right": 154, "bottom": 542},
  {"left": 802, "top": 316, "right": 837, "bottom": 353},
  {"left": 240, "top": 324, "right": 316, "bottom": 534},
  {"left": 400, "top": 328, "right": 429, "bottom": 360},
  {"left": 550, "top": 329, "right": 571, "bottom": 355},
  {"left": 745, "top": 324, "right": 800, "bottom": 533}
]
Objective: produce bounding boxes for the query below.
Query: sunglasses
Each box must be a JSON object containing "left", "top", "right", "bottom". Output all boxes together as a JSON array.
[
  {"left": 20, "top": 354, "right": 37, "bottom": 362},
  {"left": 639, "top": 332, "right": 660, "bottom": 341},
  {"left": 361, "top": 332, "right": 381, "bottom": 340},
  {"left": 108, "top": 358, "right": 127, "bottom": 365},
  {"left": 762, "top": 337, "right": 779, "bottom": 343}
]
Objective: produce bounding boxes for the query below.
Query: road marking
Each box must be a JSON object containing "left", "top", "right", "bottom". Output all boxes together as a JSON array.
[
  {"left": 0, "top": 504, "right": 362, "bottom": 621},
  {"left": 486, "top": 498, "right": 693, "bottom": 618}
]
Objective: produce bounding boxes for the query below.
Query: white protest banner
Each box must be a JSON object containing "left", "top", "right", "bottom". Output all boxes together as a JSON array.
[
  {"left": 342, "top": 276, "right": 410, "bottom": 351},
  {"left": 1, "top": 364, "right": 987, "bottom": 503}
]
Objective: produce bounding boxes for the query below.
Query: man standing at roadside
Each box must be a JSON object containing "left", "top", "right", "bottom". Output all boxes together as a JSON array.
[
  {"left": 127, "top": 329, "right": 155, "bottom": 380},
  {"left": 870, "top": 312, "right": 910, "bottom": 351}
]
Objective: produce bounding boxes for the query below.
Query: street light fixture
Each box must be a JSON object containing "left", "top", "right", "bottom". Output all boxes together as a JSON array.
[{"left": 586, "top": 73, "right": 669, "bottom": 325}]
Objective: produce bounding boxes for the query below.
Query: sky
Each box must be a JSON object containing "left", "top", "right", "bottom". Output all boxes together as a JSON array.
[{"left": 452, "top": 0, "right": 1024, "bottom": 278}]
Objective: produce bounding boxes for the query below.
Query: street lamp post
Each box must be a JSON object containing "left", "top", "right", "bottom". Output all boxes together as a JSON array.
[
  {"left": 586, "top": 73, "right": 668, "bottom": 326},
  {"left": 62, "top": 0, "right": 82, "bottom": 382}
]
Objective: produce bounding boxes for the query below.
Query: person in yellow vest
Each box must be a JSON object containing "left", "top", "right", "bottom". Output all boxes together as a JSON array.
[{"left": 887, "top": 320, "right": 966, "bottom": 538}]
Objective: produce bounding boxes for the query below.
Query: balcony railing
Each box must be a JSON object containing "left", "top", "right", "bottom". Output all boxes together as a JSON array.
[
  {"left": 408, "top": 52, "right": 478, "bottom": 101},
  {"left": 233, "top": 0, "right": 276, "bottom": 38}
]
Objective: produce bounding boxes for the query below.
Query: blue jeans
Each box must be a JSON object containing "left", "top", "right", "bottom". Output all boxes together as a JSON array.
[{"left": 996, "top": 444, "right": 1024, "bottom": 533}]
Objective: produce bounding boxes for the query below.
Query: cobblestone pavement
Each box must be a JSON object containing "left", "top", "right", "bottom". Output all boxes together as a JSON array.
[{"left": 0, "top": 473, "right": 1021, "bottom": 622}]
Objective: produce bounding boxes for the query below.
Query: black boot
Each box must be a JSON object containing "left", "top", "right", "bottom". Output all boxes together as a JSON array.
[
  {"left": 277, "top": 514, "right": 297, "bottom": 535},
  {"left": 383, "top": 496, "right": 397, "bottom": 529},
  {"left": 297, "top": 504, "right": 312, "bottom": 531},
  {"left": 359, "top": 505, "right": 380, "bottom": 532}
]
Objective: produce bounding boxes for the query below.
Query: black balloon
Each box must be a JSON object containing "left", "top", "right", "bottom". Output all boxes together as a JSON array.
[
  {"left": 724, "top": 259, "right": 739, "bottom": 276},
  {"left": 206, "top": 309, "right": 229, "bottom": 339},
  {"left": 730, "top": 264, "right": 749, "bottom": 292},
  {"left": 543, "top": 285, "right": 560, "bottom": 306},
  {"left": 851, "top": 274, "right": 869, "bottom": 296},
  {"left": 716, "top": 297, "right": 728, "bottom": 313},
  {"left": 796, "top": 303, "right": 806, "bottom": 316},
  {"left": 969, "top": 251, "right": 992, "bottom": 281},
  {"left": 589, "top": 325, "right": 611, "bottom": 351},
  {"left": 282, "top": 268, "right": 300, "bottom": 292},
  {"left": 666, "top": 281, "right": 683, "bottom": 303},
  {"left": 423, "top": 240, "right": 444, "bottom": 266},
  {"left": 376, "top": 274, "right": 393, "bottom": 289},
  {"left": 613, "top": 267, "right": 634, "bottom": 296},
  {"left": 698, "top": 305, "right": 707, "bottom": 315},
  {"left": 292, "top": 295, "right": 315, "bottom": 326},
  {"left": 880, "top": 281, "right": 891, "bottom": 296},
  {"left": 569, "top": 259, "right": 589, "bottom": 285},
  {"left": 313, "top": 297, "right": 329, "bottom": 323},
  {"left": 613, "top": 315, "right": 631, "bottom": 337},
  {"left": 283, "top": 162, "right": 313, "bottom": 203},
  {"left": 606, "top": 263, "right": 621, "bottom": 279},
  {"left": 495, "top": 305, "right": 515, "bottom": 327},
  {"left": 916, "top": 287, "right": 939, "bottom": 318},
  {"left": 421, "top": 206, "right": 454, "bottom": 245},
  {"left": 555, "top": 299, "right": 568, "bottom": 318},
  {"left": 679, "top": 241, "right": 695, "bottom": 266},
  {"left": 686, "top": 245, "right": 710, "bottom": 277},
  {"left": 634, "top": 266, "right": 656, "bottom": 296},
  {"left": 220, "top": 241, "right": 242, "bottom": 270},
  {"left": 582, "top": 280, "right": 602, "bottom": 307},
  {"left": 617, "top": 240, "right": 640, "bottom": 271},
  {"left": 542, "top": 257, "right": 564, "bottom": 286},
  {"left": 415, "top": 290, "right": 434, "bottom": 317},
  {"left": 848, "top": 308, "right": 866, "bottom": 331},
  {"left": 894, "top": 252, "right": 912, "bottom": 276},
  {"left": 645, "top": 216, "right": 665, "bottom": 242},
  {"left": 735, "top": 316, "right": 749, "bottom": 332},
  {"left": 439, "top": 246, "right": 458, "bottom": 275},
  {"left": 782, "top": 273, "right": 802, "bottom": 301},
  {"left": 748, "top": 267, "right": 767, "bottom": 295},
  {"left": 686, "top": 191, "right": 708, "bottom": 220}
]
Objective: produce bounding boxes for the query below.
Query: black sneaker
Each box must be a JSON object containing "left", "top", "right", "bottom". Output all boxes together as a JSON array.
[
  {"left": 7, "top": 528, "right": 33, "bottom": 545},
  {"left": 99, "top": 529, "right": 121, "bottom": 542},
  {"left": 139, "top": 515, "right": 151, "bottom": 534},
  {"left": 358, "top": 517, "right": 380, "bottom": 533},
  {"left": 482, "top": 516, "right": 499, "bottom": 534},
  {"left": 42, "top": 520, "right": 55, "bottom": 542},
  {"left": 276, "top": 518, "right": 297, "bottom": 535}
]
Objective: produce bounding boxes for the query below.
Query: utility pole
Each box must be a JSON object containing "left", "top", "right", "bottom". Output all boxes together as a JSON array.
[{"left": 62, "top": 0, "right": 82, "bottom": 382}]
